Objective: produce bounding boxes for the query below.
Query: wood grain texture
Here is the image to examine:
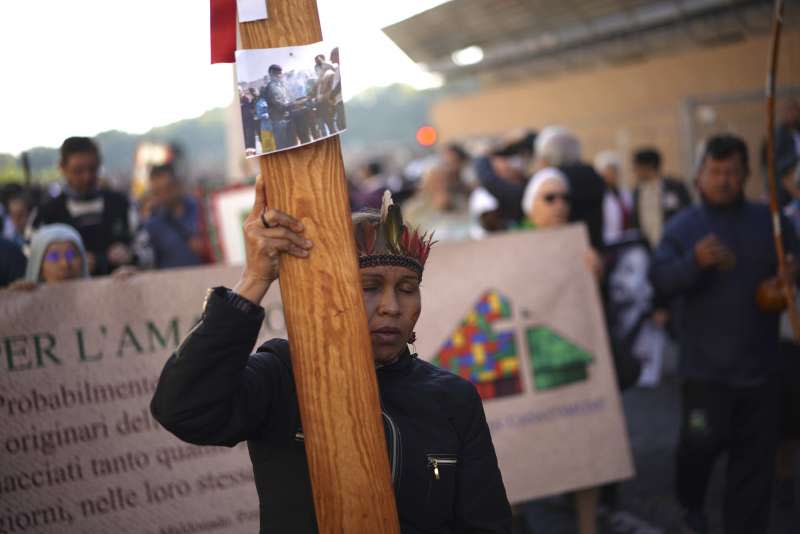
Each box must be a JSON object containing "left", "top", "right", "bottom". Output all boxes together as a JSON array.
[{"left": 239, "top": 3, "right": 401, "bottom": 533}]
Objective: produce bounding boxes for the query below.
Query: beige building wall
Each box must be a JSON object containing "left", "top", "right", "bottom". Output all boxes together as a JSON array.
[{"left": 432, "top": 30, "right": 800, "bottom": 195}]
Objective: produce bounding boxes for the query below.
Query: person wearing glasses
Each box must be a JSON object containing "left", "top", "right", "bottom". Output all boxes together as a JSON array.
[
  {"left": 8, "top": 224, "right": 89, "bottom": 290},
  {"left": 520, "top": 167, "right": 603, "bottom": 279},
  {"left": 534, "top": 127, "right": 606, "bottom": 250}
]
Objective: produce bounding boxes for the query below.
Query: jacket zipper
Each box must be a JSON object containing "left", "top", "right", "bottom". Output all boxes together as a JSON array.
[
  {"left": 382, "top": 410, "right": 401, "bottom": 486},
  {"left": 426, "top": 454, "right": 457, "bottom": 480},
  {"left": 294, "top": 414, "right": 402, "bottom": 487}
]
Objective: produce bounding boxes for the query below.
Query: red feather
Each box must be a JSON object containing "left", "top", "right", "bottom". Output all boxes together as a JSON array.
[
  {"left": 363, "top": 224, "right": 376, "bottom": 255},
  {"left": 418, "top": 231, "right": 433, "bottom": 266},
  {"left": 355, "top": 222, "right": 377, "bottom": 256},
  {"left": 401, "top": 226, "right": 411, "bottom": 254}
]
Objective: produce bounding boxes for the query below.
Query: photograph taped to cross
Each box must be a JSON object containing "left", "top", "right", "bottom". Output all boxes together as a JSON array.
[{"left": 235, "top": 42, "right": 345, "bottom": 157}]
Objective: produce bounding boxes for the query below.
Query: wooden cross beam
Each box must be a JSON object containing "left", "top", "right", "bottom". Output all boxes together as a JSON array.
[{"left": 238, "top": 1, "right": 401, "bottom": 532}]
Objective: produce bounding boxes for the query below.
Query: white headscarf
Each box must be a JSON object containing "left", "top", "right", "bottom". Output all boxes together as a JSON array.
[
  {"left": 521, "top": 167, "right": 569, "bottom": 217},
  {"left": 25, "top": 224, "right": 89, "bottom": 282}
]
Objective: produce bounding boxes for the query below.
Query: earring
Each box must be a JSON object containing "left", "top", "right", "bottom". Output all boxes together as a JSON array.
[{"left": 408, "top": 332, "right": 418, "bottom": 356}]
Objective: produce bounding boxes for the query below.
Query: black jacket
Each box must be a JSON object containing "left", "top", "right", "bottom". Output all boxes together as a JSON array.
[
  {"left": 0, "top": 237, "right": 26, "bottom": 287},
  {"left": 559, "top": 163, "right": 606, "bottom": 250},
  {"left": 266, "top": 79, "right": 292, "bottom": 120},
  {"left": 36, "top": 189, "right": 132, "bottom": 275},
  {"left": 151, "top": 288, "right": 512, "bottom": 534},
  {"left": 474, "top": 157, "right": 525, "bottom": 227}
]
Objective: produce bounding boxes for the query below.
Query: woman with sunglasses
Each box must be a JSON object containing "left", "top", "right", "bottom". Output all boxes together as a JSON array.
[
  {"left": 520, "top": 167, "right": 603, "bottom": 279},
  {"left": 8, "top": 224, "right": 89, "bottom": 290}
]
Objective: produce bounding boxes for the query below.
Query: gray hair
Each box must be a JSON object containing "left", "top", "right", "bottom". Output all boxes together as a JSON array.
[
  {"left": 535, "top": 126, "right": 581, "bottom": 167},
  {"left": 594, "top": 150, "right": 621, "bottom": 173}
]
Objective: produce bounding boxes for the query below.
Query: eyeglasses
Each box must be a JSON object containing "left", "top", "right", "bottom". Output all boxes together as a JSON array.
[
  {"left": 44, "top": 249, "right": 78, "bottom": 263},
  {"left": 543, "top": 192, "right": 571, "bottom": 204}
]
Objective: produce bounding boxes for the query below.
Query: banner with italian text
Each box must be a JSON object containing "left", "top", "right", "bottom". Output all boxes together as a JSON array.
[{"left": 0, "top": 225, "right": 633, "bottom": 533}]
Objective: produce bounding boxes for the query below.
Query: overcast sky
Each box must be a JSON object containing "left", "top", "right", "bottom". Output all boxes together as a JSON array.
[
  {"left": 235, "top": 42, "right": 332, "bottom": 83},
  {"left": 0, "top": 0, "right": 449, "bottom": 155}
]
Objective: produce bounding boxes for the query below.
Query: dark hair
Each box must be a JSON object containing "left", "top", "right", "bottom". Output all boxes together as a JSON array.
[
  {"left": 633, "top": 148, "right": 661, "bottom": 170},
  {"left": 268, "top": 64, "right": 282, "bottom": 74},
  {"left": 1, "top": 183, "right": 25, "bottom": 210},
  {"left": 366, "top": 161, "right": 383, "bottom": 177},
  {"left": 60, "top": 137, "right": 99, "bottom": 167},
  {"left": 493, "top": 131, "right": 537, "bottom": 158},
  {"left": 702, "top": 134, "right": 749, "bottom": 173},
  {"left": 445, "top": 143, "right": 470, "bottom": 162},
  {"left": 149, "top": 163, "right": 177, "bottom": 181}
]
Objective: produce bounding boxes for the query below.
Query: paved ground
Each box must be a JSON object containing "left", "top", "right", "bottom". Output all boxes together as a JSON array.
[{"left": 514, "top": 361, "right": 800, "bottom": 534}]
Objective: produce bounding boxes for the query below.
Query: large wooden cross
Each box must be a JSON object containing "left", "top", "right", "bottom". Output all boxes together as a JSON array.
[{"left": 238, "top": 1, "right": 401, "bottom": 532}]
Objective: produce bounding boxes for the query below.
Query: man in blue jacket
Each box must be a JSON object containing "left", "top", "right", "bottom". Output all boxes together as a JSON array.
[{"left": 650, "top": 135, "right": 798, "bottom": 534}]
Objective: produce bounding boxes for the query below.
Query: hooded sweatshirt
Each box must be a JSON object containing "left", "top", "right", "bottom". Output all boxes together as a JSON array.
[{"left": 25, "top": 224, "right": 90, "bottom": 282}]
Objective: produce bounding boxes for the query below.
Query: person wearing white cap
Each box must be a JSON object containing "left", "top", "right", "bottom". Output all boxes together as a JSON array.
[
  {"left": 520, "top": 167, "right": 570, "bottom": 229},
  {"left": 8, "top": 223, "right": 90, "bottom": 290},
  {"left": 521, "top": 167, "right": 603, "bottom": 278},
  {"left": 468, "top": 186, "right": 502, "bottom": 239}
]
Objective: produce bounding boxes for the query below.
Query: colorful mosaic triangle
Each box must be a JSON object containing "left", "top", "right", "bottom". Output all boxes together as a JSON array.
[{"left": 433, "top": 290, "right": 523, "bottom": 400}]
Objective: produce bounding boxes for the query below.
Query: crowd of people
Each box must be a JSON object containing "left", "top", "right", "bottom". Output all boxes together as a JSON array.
[
  {"left": 0, "top": 137, "right": 211, "bottom": 290},
  {"left": 341, "top": 101, "right": 800, "bottom": 534},
  {"left": 239, "top": 47, "right": 344, "bottom": 154},
  {"left": 1, "top": 98, "right": 799, "bottom": 533}
]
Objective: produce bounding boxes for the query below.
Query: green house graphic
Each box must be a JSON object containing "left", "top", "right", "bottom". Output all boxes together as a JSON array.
[{"left": 526, "top": 327, "right": 593, "bottom": 391}]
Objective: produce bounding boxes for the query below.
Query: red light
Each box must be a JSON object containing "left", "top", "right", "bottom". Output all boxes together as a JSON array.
[{"left": 416, "top": 125, "right": 438, "bottom": 147}]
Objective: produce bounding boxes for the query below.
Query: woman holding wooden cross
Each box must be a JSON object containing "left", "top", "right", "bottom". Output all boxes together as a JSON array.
[{"left": 151, "top": 175, "right": 512, "bottom": 533}]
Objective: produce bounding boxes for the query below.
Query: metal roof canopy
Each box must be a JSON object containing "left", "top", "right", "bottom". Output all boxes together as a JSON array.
[{"left": 383, "top": 0, "right": 794, "bottom": 83}]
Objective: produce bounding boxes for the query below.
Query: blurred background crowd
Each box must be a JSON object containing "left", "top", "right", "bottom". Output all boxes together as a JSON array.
[
  {"left": 2, "top": 98, "right": 798, "bottom": 281},
  {"left": 1, "top": 97, "right": 799, "bottom": 531}
]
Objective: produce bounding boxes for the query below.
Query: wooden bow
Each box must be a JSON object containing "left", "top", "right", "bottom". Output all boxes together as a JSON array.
[{"left": 764, "top": 0, "right": 800, "bottom": 338}]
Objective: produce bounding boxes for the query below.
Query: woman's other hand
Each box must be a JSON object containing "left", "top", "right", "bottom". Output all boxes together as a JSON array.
[
  {"left": 7, "top": 279, "right": 38, "bottom": 291},
  {"left": 111, "top": 265, "right": 139, "bottom": 280},
  {"left": 584, "top": 248, "right": 604, "bottom": 281}
]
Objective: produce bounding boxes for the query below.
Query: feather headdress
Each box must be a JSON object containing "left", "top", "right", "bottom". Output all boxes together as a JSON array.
[{"left": 353, "top": 191, "right": 436, "bottom": 279}]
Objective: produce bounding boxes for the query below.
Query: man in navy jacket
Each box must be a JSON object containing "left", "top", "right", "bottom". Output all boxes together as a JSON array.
[{"left": 650, "top": 135, "right": 798, "bottom": 534}]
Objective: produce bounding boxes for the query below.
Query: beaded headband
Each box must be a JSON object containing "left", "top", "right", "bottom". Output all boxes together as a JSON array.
[{"left": 354, "top": 191, "right": 435, "bottom": 279}]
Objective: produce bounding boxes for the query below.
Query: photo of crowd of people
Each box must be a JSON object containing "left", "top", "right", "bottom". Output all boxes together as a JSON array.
[{"left": 236, "top": 42, "right": 345, "bottom": 156}]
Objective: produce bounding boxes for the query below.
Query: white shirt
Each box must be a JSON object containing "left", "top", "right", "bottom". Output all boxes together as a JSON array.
[{"left": 603, "top": 187, "right": 632, "bottom": 245}]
